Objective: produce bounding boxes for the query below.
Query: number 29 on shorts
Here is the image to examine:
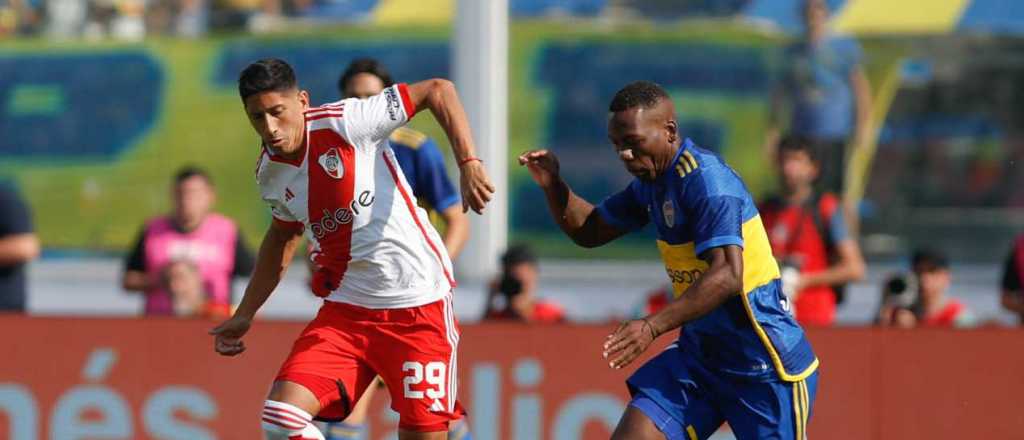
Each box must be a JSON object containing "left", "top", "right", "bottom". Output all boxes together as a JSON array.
[{"left": 402, "top": 361, "right": 446, "bottom": 399}]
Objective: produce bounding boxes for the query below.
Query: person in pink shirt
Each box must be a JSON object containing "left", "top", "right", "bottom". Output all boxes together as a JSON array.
[{"left": 122, "top": 167, "right": 254, "bottom": 317}]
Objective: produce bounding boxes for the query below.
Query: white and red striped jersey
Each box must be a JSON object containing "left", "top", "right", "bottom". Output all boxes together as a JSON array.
[{"left": 255, "top": 84, "right": 455, "bottom": 309}]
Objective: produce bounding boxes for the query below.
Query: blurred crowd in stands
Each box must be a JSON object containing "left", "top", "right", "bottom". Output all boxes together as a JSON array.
[{"left": 0, "top": 0, "right": 355, "bottom": 39}]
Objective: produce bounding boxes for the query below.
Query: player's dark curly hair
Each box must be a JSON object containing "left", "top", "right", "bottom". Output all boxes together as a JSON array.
[
  {"left": 174, "top": 165, "right": 213, "bottom": 186},
  {"left": 609, "top": 81, "right": 670, "bottom": 112},
  {"left": 777, "top": 134, "right": 820, "bottom": 164},
  {"left": 338, "top": 58, "right": 395, "bottom": 97},
  {"left": 238, "top": 58, "right": 297, "bottom": 100},
  {"left": 500, "top": 244, "right": 537, "bottom": 270}
]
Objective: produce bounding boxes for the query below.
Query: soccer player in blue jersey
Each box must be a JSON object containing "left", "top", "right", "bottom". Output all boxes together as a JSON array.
[{"left": 520, "top": 81, "right": 819, "bottom": 439}]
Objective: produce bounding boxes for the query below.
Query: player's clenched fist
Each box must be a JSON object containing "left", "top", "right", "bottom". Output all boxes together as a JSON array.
[
  {"left": 459, "top": 160, "right": 495, "bottom": 214},
  {"left": 518, "top": 149, "right": 561, "bottom": 188},
  {"left": 209, "top": 315, "right": 252, "bottom": 356}
]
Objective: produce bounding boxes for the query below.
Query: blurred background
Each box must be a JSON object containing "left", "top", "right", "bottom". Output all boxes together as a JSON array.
[{"left": 1, "top": 0, "right": 1024, "bottom": 439}]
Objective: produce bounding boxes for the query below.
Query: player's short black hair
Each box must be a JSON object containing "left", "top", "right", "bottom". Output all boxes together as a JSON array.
[
  {"left": 609, "top": 81, "right": 671, "bottom": 112},
  {"left": 174, "top": 165, "right": 213, "bottom": 186},
  {"left": 338, "top": 58, "right": 395, "bottom": 97},
  {"left": 238, "top": 58, "right": 297, "bottom": 100},
  {"left": 912, "top": 248, "right": 949, "bottom": 272},
  {"left": 777, "top": 134, "right": 820, "bottom": 164},
  {"left": 500, "top": 244, "right": 537, "bottom": 270},
  {"left": 802, "top": 0, "right": 830, "bottom": 13}
]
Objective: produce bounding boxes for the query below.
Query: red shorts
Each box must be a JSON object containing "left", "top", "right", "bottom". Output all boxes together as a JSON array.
[{"left": 275, "top": 297, "right": 464, "bottom": 432}]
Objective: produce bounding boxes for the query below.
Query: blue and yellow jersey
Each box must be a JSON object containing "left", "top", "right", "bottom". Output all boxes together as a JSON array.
[
  {"left": 389, "top": 127, "right": 460, "bottom": 217},
  {"left": 596, "top": 139, "right": 818, "bottom": 382}
]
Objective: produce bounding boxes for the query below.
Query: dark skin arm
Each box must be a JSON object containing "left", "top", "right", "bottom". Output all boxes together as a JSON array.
[
  {"left": 518, "top": 149, "right": 627, "bottom": 248},
  {"left": 603, "top": 245, "right": 744, "bottom": 369}
]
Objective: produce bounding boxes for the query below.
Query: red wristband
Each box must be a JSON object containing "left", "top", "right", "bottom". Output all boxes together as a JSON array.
[{"left": 459, "top": 157, "right": 482, "bottom": 167}]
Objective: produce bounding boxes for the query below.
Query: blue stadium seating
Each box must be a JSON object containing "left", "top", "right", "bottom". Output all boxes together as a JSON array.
[
  {"left": 0, "top": 53, "right": 163, "bottom": 158},
  {"left": 213, "top": 42, "right": 449, "bottom": 105}
]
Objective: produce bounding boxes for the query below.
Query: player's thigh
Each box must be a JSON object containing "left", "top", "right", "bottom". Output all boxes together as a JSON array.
[
  {"left": 274, "top": 310, "right": 378, "bottom": 421},
  {"left": 372, "top": 298, "right": 462, "bottom": 432},
  {"left": 724, "top": 371, "right": 818, "bottom": 440},
  {"left": 398, "top": 429, "right": 448, "bottom": 440},
  {"left": 267, "top": 380, "right": 321, "bottom": 416},
  {"left": 625, "top": 347, "right": 723, "bottom": 439},
  {"left": 611, "top": 405, "right": 666, "bottom": 440}
]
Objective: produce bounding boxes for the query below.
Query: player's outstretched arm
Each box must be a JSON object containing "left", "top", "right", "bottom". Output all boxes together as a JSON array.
[
  {"left": 405, "top": 79, "right": 494, "bottom": 214},
  {"left": 209, "top": 221, "right": 303, "bottom": 356},
  {"left": 519, "top": 149, "right": 627, "bottom": 248},
  {"left": 603, "top": 246, "right": 743, "bottom": 369}
]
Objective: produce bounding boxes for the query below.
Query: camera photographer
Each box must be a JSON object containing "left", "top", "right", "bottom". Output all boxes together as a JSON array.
[
  {"left": 483, "top": 244, "right": 565, "bottom": 323},
  {"left": 760, "top": 135, "right": 866, "bottom": 326},
  {"left": 877, "top": 248, "right": 976, "bottom": 328},
  {"left": 1000, "top": 233, "right": 1024, "bottom": 325}
]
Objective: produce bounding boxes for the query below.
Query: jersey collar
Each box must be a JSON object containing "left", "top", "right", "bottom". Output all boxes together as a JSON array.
[{"left": 657, "top": 138, "right": 695, "bottom": 183}]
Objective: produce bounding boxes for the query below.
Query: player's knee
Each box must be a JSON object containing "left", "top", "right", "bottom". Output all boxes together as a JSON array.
[{"left": 262, "top": 400, "right": 325, "bottom": 440}]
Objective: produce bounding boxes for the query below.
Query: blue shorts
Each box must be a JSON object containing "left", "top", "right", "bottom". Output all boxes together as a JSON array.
[{"left": 626, "top": 345, "right": 818, "bottom": 440}]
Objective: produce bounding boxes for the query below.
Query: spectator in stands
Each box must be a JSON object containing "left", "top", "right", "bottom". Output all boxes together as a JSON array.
[
  {"left": 483, "top": 244, "right": 565, "bottom": 323},
  {"left": 162, "top": 259, "right": 231, "bottom": 318},
  {"left": 122, "top": 166, "right": 254, "bottom": 316},
  {"left": 0, "top": 180, "right": 40, "bottom": 313},
  {"left": 0, "top": 0, "right": 43, "bottom": 36},
  {"left": 759, "top": 135, "right": 865, "bottom": 326},
  {"left": 1000, "top": 233, "right": 1024, "bottom": 324},
  {"left": 338, "top": 58, "right": 470, "bottom": 259},
  {"left": 910, "top": 249, "right": 975, "bottom": 327},
  {"left": 766, "top": 0, "right": 872, "bottom": 196},
  {"left": 879, "top": 249, "right": 975, "bottom": 328}
]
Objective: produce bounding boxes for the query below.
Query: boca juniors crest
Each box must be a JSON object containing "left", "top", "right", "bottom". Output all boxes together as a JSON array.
[
  {"left": 663, "top": 199, "right": 675, "bottom": 226},
  {"left": 318, "top": 148, "right": 344, "bottom": 179}
]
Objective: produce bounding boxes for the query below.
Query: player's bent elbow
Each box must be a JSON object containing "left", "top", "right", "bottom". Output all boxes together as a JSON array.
[
  {"left": 849, "top": 262, "right": 867, "bottom": 282},
  {"left": 570, "top": 234, "right": 604, "bottom": 249},
  {"left": 423, "top": 78, "right": 456, "bottom": 105}
]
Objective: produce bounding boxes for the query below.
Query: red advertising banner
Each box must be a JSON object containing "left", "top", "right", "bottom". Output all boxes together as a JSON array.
[{"left": 0, "top": 317, "right": 1022, "bottom": 439}]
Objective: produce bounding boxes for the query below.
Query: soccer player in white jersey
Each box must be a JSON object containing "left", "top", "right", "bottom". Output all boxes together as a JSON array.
[{"left": 209, "top": 59, "right": 494, "bottom": 440}]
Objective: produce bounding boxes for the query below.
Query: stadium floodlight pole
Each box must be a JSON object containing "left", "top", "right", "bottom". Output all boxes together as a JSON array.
[{"left": 454, "top": 0, "right": 508, "bottom": 281}]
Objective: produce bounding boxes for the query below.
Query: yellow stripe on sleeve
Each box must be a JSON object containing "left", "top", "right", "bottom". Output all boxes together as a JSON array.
[
  {"left": 686, "top": 425, "right": 698, "bottom": 440},
  {"left": 682, "top": 150, "right": 698, "bottom": 170},
  {"left": 793, "top": 381, "right": 803, "bottom": 440}
]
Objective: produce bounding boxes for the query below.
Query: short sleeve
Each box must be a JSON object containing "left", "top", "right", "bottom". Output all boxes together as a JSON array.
[
  {"left": 414, "top": 139, "right": 459, "bottom": 212},
  {"left": 267, "top": 200, "right": 303, "bottom": 233},
  {"left": 685, "top": 169, "right": 745, "bottom": 256},
  {"left": 1003, "top": 250, "right": 1021, "bottom": 291},
  {"left": 595, "top": 180, "right": 649, "bottom": 232},
  {"left": 232, "top": 233, "right": 255, "bottom": 277},
  {"left": 124, "top": 227, "right": 147, "bottom": 272},
  {"left": 0, "top": 183, "right": 33, "bottom": 236},
  {"left": 841, "top": 38, "right": 864, "bottom": 74},
  {"left": 342, "top": 83, "right": 416, "bottom": 151},
  {"left": 827, "top": 204, "right": 850, "bottom": 243}
]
